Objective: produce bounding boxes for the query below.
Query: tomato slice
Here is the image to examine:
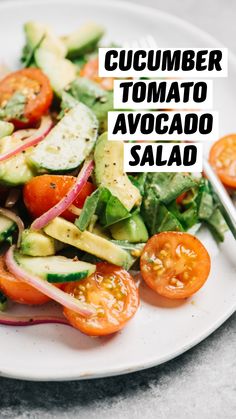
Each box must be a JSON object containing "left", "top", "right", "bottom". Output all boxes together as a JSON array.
[
  {"left": 23, "top": 175, "right": 95, "bottom": 222},
  {"left": 0, "top": 68, "right": 53, "bottom": 128},
  {"left": 140, "top": 232, "right": 211, "bottom": 299},
  {"left": 80, "top": 57, "right": 114, "bottom": 90},
  {"left": 0, "top": 256, "right": 50, "bottom": 305},
  {"left": 63, "top": 263, "right": 139, "bottom": 336},
  {"left": 209, "top": 134, "right": 236, "bottom": 188}
]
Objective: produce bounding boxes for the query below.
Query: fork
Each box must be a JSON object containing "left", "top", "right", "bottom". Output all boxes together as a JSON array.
[{"left": 123, "top": 35, "right": 236, "bottom": 239}]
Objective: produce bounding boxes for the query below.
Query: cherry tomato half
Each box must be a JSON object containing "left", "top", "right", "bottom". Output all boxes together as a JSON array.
[
  {"left": 209, "top": 134, "right": 236, "bottom": 188},
  {"left": 0, "top": 68, "right": 53, "bottom": 128},
  {"left": 63, "top": 263, "right": 139, "bottom": 336},
  {"left": 80, "top": 57, "right": 114, "bottom": 90},
  {"left": 23, "top": 175, "right": 95, "bottom": 222},
  {"left": 140, "top": 232, "right": 211, "bottom": 299}
]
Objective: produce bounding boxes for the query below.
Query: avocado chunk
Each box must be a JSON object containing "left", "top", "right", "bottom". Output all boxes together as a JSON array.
[
  {"left": 0, "top": 121, "right": 14, "bottom": 139},
  {"left": 94, "top": 133, "right": 141, "bottom": 211},
  {"left": 35, "top": 49, "right": 76, "bottom": 96},
  {"left": 0, "top": 135, "right": 34, "bottom": 186},
  {"left": 24, "top": 21, "right": 66, "bottom": 58},
  {"left": 20, "top": 229, "right": 63, "bottom": 256},
  {"left": 67, "top": 78, "right": 113, "bottom": 132},
  {"left": 44, "top": 217, "right": 132, "bottom": 268},
  {"left": 62, "top": 22, "right": 104, "bottom": 59},
  {"left": 110, "top": 213, "right": 149, "bottom": 243}
]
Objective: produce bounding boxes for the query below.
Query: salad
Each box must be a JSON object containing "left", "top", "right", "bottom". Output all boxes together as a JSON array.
[{"left": 0, "top": 21, "right": 231, "bottom": 337}]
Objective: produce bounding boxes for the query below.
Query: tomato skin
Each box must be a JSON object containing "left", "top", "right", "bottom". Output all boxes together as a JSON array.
[
  {"left": 140, "top": 232, "right": 211, "bottom": 300},
  {"left": 209, "top": 134, "right": 236, "bottom": 188},
  {"left": 0, "top": 68, "right": 53, "bottom": 128},
  {"left": 63, "top": 263, "right": 139, "bottom": 336},
  {"left": 80, "top": 57, "right": 114, "bottom": 90},
  {"left": 23, "top": 175, "right": 95, "bottom": 222},
  {"left": 0, "top": 256, "right": 50, "bottom": 305},
  {"left": 176, "top": 192, "right": 187, "bottom": 205}
]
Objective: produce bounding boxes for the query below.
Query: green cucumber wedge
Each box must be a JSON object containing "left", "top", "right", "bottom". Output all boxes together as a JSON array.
[
  {"left": 28, "top": 103, "right": 98, "bottom": 173},
  {"left": 14, "top": 253, "right": 96, "bottom": 283}
]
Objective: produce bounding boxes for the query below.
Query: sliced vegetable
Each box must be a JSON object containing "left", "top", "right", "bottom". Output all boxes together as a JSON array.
[
  {"left": 140, "top": 232, "right": 211, "bottom": 299},
  {"left": 5, "top": 246, "right": 95, "bottom": 316},
  {"left": 23, "top": 21, "right": 67, "bottom": 59},
  {"left": 0, "top": 68, "right": 53, "bottom": 128},
  {"left": 31, "top": 159, "right": 94, "bottom": 230},
  {"left": 0, "top": 255, "right": 50, "bottom": 305},
  {"left": 20, "top": 229, "right": 62, "bottom": 256},
  {"left": 209, "top": 134, "right": 236, "bottom": 188},
  {"left": 14, "top": 253, "right": 96, "bottom": 283},
  {"left": 94, "top": 132, "right": 141, "bottom": 211},
  {"left": 23, "top": 175, "right": 95, "bottom": 223},
  {"left": 0, "top": 208, "right": 24, "bottom": 247},
  {"left": 0, "top": 313, "right": 69, "bottom": 327},
  {"left": 0, "top": 115, "right": 52, "bottom": 163},
  {"left": 28, "top": 103, "right": 98, "bottom": 172},
  {"left": 80, "top": 57, "right": 114, "bottom": 90},
  {"left": 62, "top": 22, "right": 104, "bottom": 59},
  {"left": 0, "top": 213, "right": 16, "bottom": 243},
  {"left": 44, "top": 217, "right": 132, "bottom": 268},
  {"left": 63, "top": 262, "right": 139, "bottom": 336},
  {"left": 35, "top": 49, "right": 76, "bottom": 96},
  {"left": 0, "top": 120, "right": 14, "bottom": 138},
  {"left": 0, "top": 132, "right": 35, "bottom": 186},
  {"left": 110, "top": 213, "right": 149, "bottom": 243},
  {"left": 0, "top": 290, "right": 7, "bottom": 311}
]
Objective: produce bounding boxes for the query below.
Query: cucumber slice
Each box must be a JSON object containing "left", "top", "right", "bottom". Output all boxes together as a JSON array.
[
  {"left": 0, "top": 135, "right": 35, "bottom": 186},
  {"left": 0, "top": 215, "right": 16, "bottom": 243},
  {"left": 28, "top": 103, "right": 98, "bottom": 173},
  {"left": 14, "top": 253, "right": 96, "bottom": 283}
]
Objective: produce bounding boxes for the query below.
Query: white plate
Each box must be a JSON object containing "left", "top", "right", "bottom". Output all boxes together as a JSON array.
[{"left": 0, "top": 0, "right": 235, "bottom": 381}]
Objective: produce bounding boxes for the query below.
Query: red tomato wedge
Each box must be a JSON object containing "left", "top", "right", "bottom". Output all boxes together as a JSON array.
[
  {"left": 0, "top": 68, "right": 53, "bottom": 128},
  {"left": 63, "top": 263, "right": 139, "bottom": 336},
  {"left": 0, "top": 256, "right": 50, "bottom": 305},
  {"left": 140, "top": 232, "right": 211, "bottom": 299},
  {"left": 23, "top": 175, "right": 95, "bottom": 222},
  {"left": 209, "top": 134, "right": 236, "bottom": 188},
  {"left": 80, "top": 57, "right": 114, "bottom": 90}
]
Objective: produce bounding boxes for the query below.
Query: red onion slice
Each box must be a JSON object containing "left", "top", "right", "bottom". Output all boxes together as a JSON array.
[
  {"left": 0, "top": 208, "right": 24, "bottom": 247},
  {"left": 31, "top": 159, "right": 94, "bottom": 230},
  {"left": 0, "top": 313, "right": 70, "bottom": 327},
  {"left": 5, "top": 246, "right": 96, "bottom": 317},
  {"left": 0, "top": 116, "right": 53, "bottom": 163}
]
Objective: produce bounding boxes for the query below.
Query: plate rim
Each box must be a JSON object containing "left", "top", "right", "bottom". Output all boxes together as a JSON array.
[{"left": 0, "top": 0, "right": 235, "bottom": 381}]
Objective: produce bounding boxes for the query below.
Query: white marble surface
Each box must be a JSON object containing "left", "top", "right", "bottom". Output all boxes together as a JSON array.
[{"left": 0, "top": 0, "right": 235, "bottom": 418}]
